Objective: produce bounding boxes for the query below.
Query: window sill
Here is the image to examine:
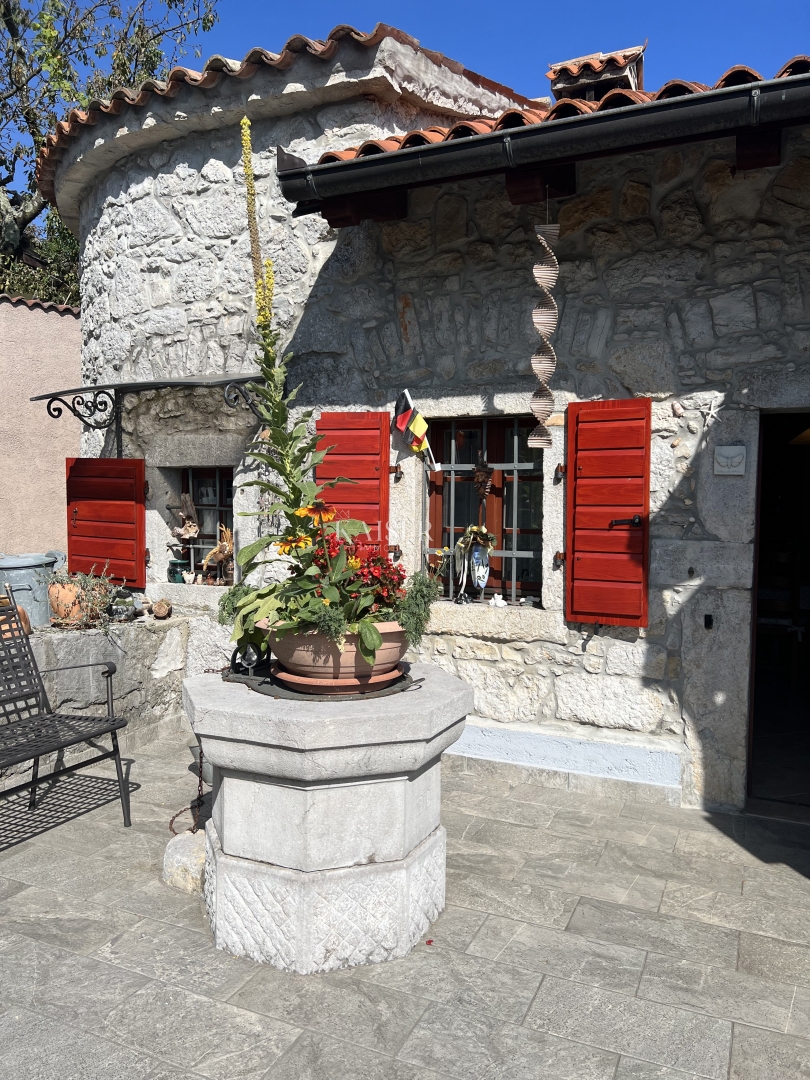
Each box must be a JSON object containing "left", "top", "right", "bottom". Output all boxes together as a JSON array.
[
  {"left": 146, "top": 581, "right": 226, "bottom": 614},
  {"left": 426, "top": 600, "right": 567, "bottom": 645}
]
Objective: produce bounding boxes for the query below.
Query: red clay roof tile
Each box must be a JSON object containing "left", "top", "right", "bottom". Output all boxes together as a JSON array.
[
  {"left": 36, "top": 22, "right": 537, "bottom": 205},
  {"left": 594, "top": 88, "right": 654, "bottom": 111},
  {"left": 776, "top": 56, "right": 810, "bottom": 78},
  {"left": 547, "top": 45, "right": 646, "bottom": 79},
  {"left": 0, "top": 294, "right": 79, "bottom": 315},
  {"left": 653, "top": 79, "right": 712, "bottom": 100},
  {"left": 714, "top": 64, "right": 764, "bottom": 89},
  {"left": 312, "top": 49, "right": 807, "bottom": 166},
  {"left": 37, "top": 28, "right": 810, "bottom": 201}
]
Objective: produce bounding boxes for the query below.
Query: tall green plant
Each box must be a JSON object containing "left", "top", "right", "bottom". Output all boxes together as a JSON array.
[
  {"left": 231, "top": 117, "right": 362, "bottom": 652},
  {"left": 232, "top": 118, "right": 440, "bottom": 662}
]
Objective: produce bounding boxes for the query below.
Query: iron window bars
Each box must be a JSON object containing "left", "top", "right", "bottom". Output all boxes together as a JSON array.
[{"left": 423, "top": 417, "right": 543, "bottom": 603}]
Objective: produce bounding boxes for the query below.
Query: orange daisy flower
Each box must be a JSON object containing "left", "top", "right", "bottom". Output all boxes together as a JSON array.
[
  {"left": 294, "top": 500, "right": 337, "bottom": 524},
  {"left": 277, "top": 534, "right": 312, "bottom": 555}
]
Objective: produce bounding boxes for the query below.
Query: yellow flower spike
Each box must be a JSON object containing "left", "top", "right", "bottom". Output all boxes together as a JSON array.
[
  {"left": 263, "top": 259, "right": 274, "bottom": 312},
  {"left": 240, "top": 117, "right": 263, "bottom": 295},
  {"left": 322, "top": 598, "right": 331, "bottom": 606}
]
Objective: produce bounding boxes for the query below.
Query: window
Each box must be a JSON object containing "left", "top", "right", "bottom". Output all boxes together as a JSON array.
[
  {"left": 426, "top": 417, "right": 542, "bottom": 602},
  {"left": 181, "top": 467, "right": 234, "bottom": 580}
]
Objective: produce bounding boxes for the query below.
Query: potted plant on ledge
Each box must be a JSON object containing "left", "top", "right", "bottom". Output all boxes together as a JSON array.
[{"left": 229, "top": 118, "right": 437, "bottom": 694}]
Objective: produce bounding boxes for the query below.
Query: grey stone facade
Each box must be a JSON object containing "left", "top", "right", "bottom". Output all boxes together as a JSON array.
[{"left": 48, "top": 37, "right": 810, "bottom": 809}]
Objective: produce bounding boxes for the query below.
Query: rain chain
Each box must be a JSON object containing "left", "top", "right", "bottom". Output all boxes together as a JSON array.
[{"left": 527, "top": 227, "right": 560, "bottom": 448}]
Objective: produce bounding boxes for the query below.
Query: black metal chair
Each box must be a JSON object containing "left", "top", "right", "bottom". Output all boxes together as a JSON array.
[{"left": 0, "top": 586, "right": 131, "bottom": 826}]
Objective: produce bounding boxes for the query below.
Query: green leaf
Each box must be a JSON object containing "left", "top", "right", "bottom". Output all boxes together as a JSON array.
[
  {"left": 329, "top": 519, "right": 369, "bottom": 539},
  {"left": 332, "top": 547, "right": 347, "bottom": 576},
  {"left": 357, "top": 635, "right": 375, "bottom": 666},
  {"left": 236, "top": 535, "right": 277, "bottom": 567},
  {"left": 322, "top": 584, "right": 341, "bottom": 604},
  {"left": 358, "top": 619, "right": 383, "bottom": 665}
]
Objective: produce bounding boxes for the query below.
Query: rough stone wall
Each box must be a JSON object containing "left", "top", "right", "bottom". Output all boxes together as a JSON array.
[
  {"left": 298, "top": 126, "right": 810, "bottom": 811},
  {"left": 73, "top": 87, "right": 810, "bottom": 808},
  {"left": 75, "top": 100, "right": 470, "bottom": 582}
]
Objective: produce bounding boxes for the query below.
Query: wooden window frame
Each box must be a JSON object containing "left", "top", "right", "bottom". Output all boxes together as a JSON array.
[
  {"left": 180, "top": 467, "right": 234, "bottom": 579},
  {"left": 426, "top": 417, "right": 543, "bottom": 602}
]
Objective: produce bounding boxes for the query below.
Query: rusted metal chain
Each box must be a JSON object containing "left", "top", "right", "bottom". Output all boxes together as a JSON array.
[{"left": 168, "top": 744, "right": 206, "bottom": 835}]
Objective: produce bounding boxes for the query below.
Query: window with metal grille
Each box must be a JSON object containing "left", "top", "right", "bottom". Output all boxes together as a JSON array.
[
  {"left": 180, "top": 467, "right": 234, "bottom": 579},
  {"left": 425, "top": 417, "right": 542, "bottom": 602}
]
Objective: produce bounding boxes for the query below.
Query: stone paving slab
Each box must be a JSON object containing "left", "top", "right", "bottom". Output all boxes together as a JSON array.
[{"left": 1, "top": 737, "right": 810, "bottom": 1077}]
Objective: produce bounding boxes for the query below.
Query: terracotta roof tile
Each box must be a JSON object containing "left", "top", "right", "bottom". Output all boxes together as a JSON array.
[
  {"left": 36, "top": 22, "right": 536, "bottom": 204},
  {"left": 653, "top": 79, "right": 712, "bottom": 100},
  {"left": 37, "top": 27, "right": 810, "bottom": 201},
  {"left": 544, "top": 98, "right": 599, "bottom": 121},
  {"left": 354, "top": 137, "right": 405, "bottom": 158},
  {"left": 313, "top": 53, "right": 805, "bottom": 166},
  {"left": 776, "top": 55, "right": 810, "bottom": 79},
  {"left": 714, "top": 64, "right": 764, "bottom": 89},
  {"left": 594, "top": 88, "right": 654, "bottom": 111},
  {"left": 0, "top": 294, "right": 79, "bottom": 315},
  {"left": 399, "top": 128, "right": 449, "bottom": 149},
  {"left": 547, "top": 45, "right": 646, "bottom": 79},
  {"left": 445, "top": 118, "right": 498, "bottom": 139},
  {"left": 493, "top": 107, "right": 549, "bottom": 129}
]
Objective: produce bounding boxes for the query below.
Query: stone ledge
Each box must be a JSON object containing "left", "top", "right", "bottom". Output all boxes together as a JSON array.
[
  {"left": 426, "top": 602, "right": 568, "bottom": 645},
  {"left": 185, "top": 664, "right": 472, "bottom": 780},
  {"left": 446, "top": 714, "right": 684, "bottom": 801}
]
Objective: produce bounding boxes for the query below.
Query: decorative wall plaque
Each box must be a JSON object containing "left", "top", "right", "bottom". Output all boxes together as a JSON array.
[{"left": 714, "top": 445, "right": 746, "bottom": 475}]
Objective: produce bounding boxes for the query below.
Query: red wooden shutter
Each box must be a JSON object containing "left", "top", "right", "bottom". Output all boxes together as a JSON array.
[
  {"left": 66, "top": 458, "right": 147, "bottom": 589},
  {"left": 565, "top": 398, "right": 651, "bottom": 627},
  {"left": 315, "top": 412, "right": 390, "bottom": 553}
]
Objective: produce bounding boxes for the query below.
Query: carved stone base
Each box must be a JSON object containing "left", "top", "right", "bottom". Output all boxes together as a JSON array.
[{"left": 203, "top": 820, "right": 446, "bottom": 974}]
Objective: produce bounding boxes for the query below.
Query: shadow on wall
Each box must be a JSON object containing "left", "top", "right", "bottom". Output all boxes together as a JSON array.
[{"left": 279, "top": 180, "right": 760, "bottom": 816}]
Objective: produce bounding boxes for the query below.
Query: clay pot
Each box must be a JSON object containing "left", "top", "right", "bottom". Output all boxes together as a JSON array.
[
  {"left": 267, "top": 620, "right": 408, "bottom": 681},
  {"left": 48, "top": 581, "right": 82, "bottom": 622}
]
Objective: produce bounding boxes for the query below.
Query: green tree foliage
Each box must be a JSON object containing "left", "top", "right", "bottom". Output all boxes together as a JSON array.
[
  {"left": 0, "top": 207, "right": 79, "bottom": 303},
  {"left": 0, "top": 0, "right": 219, "bottom": 297}
]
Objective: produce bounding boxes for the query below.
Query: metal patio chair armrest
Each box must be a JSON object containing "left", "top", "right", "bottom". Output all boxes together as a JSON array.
[
  {"left": 38, "top": 661, "right": 117, "bottom": 676},
  {"left": 38, "top": 661, "right": 118, "bottom": 716}
]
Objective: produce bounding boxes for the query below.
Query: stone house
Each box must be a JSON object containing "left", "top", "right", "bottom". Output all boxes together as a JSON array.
[{"left": 34, "top": 26, "right": 810, "bottom": 811}]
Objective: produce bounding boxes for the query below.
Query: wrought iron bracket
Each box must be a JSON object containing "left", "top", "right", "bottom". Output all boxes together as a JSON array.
[
  {"left": 224, "top": 380, "right": 264, "bottom": 422},
  {"left": 46, "top": 388, "right": 123, "bottom": 457},
  {"left": 46, "top": 389, "right": 117, "bottom": 430}
]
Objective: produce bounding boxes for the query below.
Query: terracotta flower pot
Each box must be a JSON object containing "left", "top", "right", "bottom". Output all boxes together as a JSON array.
[
  {"left": 267, "top": 620, "right": 408, "bottom": 680},
  {"left": 48, "top": 581, "right": 83, "bottom": 622}
]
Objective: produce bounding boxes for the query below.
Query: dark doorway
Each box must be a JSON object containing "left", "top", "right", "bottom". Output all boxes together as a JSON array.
[{"left": 750, "top": 412, "right": 810, "bottom": 805}]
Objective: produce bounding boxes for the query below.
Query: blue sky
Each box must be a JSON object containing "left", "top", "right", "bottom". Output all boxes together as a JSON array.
[{"left": 192, "top": 0, "right": 810, "bottom": 100}]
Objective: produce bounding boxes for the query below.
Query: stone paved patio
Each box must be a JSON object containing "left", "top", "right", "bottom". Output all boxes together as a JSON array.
[{"left": 2, "top": 739, "right": 810, "bottom": 1078}]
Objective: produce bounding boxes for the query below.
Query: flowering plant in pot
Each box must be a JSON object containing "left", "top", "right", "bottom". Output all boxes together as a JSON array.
[{"left": 229, "top": 118, "right": 438, "bottom": 689}]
